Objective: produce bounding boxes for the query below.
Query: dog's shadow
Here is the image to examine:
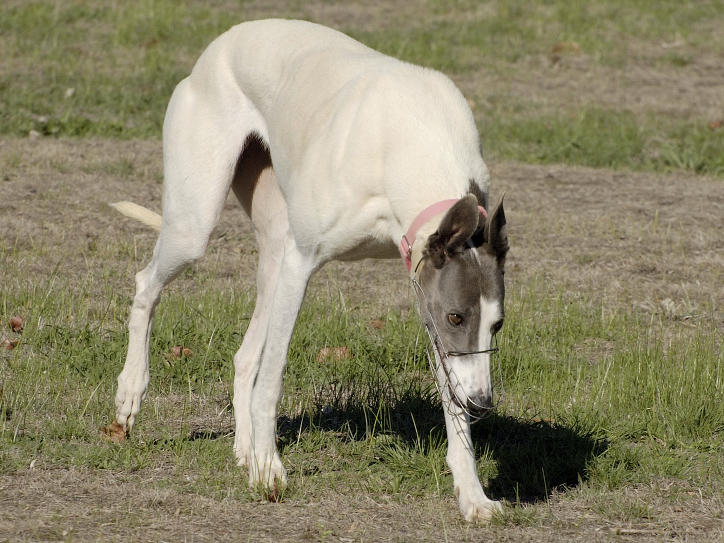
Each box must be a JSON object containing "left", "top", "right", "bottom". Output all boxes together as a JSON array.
[
  {"left": 468, "top": 411, "right": 608, "bottom": 503},
  {"left": 275, "top": 394, "right": 608, "bottom": 504}
]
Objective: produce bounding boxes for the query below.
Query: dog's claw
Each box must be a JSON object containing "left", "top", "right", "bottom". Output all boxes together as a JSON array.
[{"left": 114, "top": 370, "right": 148, "bottom": 434}]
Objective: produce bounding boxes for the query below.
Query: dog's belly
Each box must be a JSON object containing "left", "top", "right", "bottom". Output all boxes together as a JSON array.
[{"left": 335, "top": 237, "right": 400, "bottom": 261}]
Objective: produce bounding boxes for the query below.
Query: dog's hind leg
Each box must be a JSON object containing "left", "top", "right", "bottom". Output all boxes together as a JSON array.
[
  {"left": 229, "top": 144, "right": 317, "bottom": 488},
  {"left": 114, "top": 78, "right": 260, "bottom": 433},
  {"left": 228, "top": 136, "right": 287, "bottom": 469}
]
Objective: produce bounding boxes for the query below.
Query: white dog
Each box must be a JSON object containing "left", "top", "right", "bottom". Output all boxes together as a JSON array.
[{"left": 111, "top": 19, "right": 508, "bottom": 521}]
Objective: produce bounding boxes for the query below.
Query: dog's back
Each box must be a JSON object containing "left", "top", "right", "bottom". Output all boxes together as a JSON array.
[{"left": 180, "top": 19, "right": 488, "bottom": 254}]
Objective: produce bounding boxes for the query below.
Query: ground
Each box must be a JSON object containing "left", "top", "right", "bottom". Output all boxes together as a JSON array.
[{"left": 1, "top": 139, "right": 722, "bottom": 542}]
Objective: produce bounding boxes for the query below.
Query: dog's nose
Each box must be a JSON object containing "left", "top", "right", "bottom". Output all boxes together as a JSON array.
[{"left": 466, "top": 394, "right": 493, "bottom": 416}]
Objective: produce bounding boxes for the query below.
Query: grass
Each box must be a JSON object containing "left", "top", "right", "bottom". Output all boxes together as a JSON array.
[
  {"left": 482, "top": 107, "right": 724, "bottom": 176},
  {"left": 2, "top": 268, "right": 722, "bottom": 511},
  {"left": 1, "top": 0, "right": 723, "bottom": 176}
]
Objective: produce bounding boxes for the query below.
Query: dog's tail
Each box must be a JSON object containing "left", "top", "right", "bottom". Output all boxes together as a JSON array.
[{"left": 109, "top": 201, "right": 162, "bottom": 231}]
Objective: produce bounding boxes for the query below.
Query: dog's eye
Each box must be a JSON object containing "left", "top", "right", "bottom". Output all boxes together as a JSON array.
[
  {"left": 492, "top": 319, "right": 504, "bottom": 335},
  {"left": 447, "top": 313, "right": 464, "bottom": 327}
]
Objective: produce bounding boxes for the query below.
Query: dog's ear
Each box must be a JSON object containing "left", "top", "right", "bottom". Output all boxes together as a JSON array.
[
  {"left": 467, "top": 180, "right": 488, "bottom": 211},
  {"left": 484, "top": 195, "right": 508, "bottom": 267},
  {"left": 425, "top": 194, "right": 480, "bottom": 268}
]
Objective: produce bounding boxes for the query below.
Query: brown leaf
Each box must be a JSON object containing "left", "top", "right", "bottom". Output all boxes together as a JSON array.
[
  {"left": 550, "top": 41, "right": 581, "bottom": 64},
  {"left": 165, "top": 346, "right": 192, "bottom": 364},
  {"left": 263, "top": 479, "right": 283, "bottom": 503},
  {"left": 551, "top": 41, "right": 581, "bottom": 55},
  {"left": 316, "top": 346, "right": 352, "bottom": 363},
  {"left": 9, "top": 316, "right": 24, "bottom": 333},
  {"left": 102, "top": 421, "right": 128, "bottom": 443},
  {"left": 1, "top": 339, "right": 19, "bottom": 351},
  {"left": 369, "top": 319, "right": 384, "bottom": 330}
]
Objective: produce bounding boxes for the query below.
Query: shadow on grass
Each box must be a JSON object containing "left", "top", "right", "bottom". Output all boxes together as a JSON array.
[
  {"left": 275, "top": 392, "right": 608, "bottom": 504},
  {"left": 472, "top": 413, "right": 609, "bottom": 503}
]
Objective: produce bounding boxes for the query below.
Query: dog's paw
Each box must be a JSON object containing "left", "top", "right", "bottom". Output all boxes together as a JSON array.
[
  {"left": 233, "top": 426, "right": 252, "bottom": 468},
  {"left": 247, "top": 450, "right": 288, "bottom": 498},
  {"left": 114, "top": 370, "right": 149, "bottom": 432},
  {"left": 456, "top": 487, "right": 503, "bottom": 522},
  {"left": 235, "top": 452, "right": 248, "bottom": 468}
]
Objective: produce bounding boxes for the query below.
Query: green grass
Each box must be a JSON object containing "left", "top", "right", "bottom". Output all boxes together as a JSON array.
[
  {"left": 0, "top": 0, "right": 241, "bottom": 138},
  {"left": 356, "top": 0, "right": 724, "bottom": 70},
  {"left": 481, "top": 107, "right": 724, "bottom": 176},
  {"left": 1, "top": 0, "right": 723, "bottom": 176},
  {"left": 2, "top": 269, "right": 722, "bottom": 508}
]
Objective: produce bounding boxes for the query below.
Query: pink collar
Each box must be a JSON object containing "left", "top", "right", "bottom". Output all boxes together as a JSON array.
[{"left": 399, "top": 198, "right": 487, "bottom": 271}]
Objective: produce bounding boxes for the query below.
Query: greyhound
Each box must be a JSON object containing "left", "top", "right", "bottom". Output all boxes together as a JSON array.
[{"left": 110, "top": 19, "right": 509, "bottom": 521}]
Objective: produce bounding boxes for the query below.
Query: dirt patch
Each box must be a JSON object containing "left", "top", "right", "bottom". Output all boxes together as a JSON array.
[
  {"left": 459, "top": 49, "right": 724, "bottom": 122},
  {"left": 1, "top": 468, "right": 720, "bottom": 542},
  {"left": 491, "top": 161, "right": 723, "bottom": 328}
]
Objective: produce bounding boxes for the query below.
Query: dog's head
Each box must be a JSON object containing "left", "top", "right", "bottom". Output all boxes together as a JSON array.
[{"left": 417, "top": 194, "right": 508, "bottom": 416}]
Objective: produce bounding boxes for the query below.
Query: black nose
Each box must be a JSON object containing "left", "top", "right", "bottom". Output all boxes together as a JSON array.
[{"left": 466, "top": 394, "right": 493, "bottom": 416}]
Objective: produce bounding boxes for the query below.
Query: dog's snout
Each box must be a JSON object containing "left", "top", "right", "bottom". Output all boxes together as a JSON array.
[{"left": 466, "top": 393, "right": 493, "bottom": 416}]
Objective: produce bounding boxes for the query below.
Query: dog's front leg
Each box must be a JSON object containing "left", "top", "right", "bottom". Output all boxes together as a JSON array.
[{"left": 442, "top": 391, "right": 502, "bottom": 521}]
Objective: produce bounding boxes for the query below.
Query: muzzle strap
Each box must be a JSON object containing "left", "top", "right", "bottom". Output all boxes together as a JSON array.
[{"left": 411, "top": 277, "right": 499, "bottom": 421}]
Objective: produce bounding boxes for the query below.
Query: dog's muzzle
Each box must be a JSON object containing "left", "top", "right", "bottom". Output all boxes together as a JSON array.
[{"left": 465, "top": 393, "right": 493, "bottom": 417}]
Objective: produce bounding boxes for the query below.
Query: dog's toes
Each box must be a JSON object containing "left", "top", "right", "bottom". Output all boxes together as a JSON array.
[
  {"left": 456, "top": 487, "right": 503, "bottom": 522},
  {"left": 115, "top": 377, "right": 147, "bottom": 433},
  {"left": 233, "top": 434, "right": 251, "bottom": 468},
  {"left": 462, "top": 499, "right": 503, "bottom": 522},
  {"left": 247, "top": 451, "right": 288, "bottom": 493}
]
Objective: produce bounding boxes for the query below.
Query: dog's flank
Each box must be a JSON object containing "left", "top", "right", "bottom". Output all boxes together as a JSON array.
[{"left": 110, "top": 19, "right": 508, "bottom": 522}]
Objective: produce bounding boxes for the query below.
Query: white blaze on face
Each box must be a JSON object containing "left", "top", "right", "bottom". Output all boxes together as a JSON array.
[
  {"left": 478, "top": 297, "right": 502, "bottom": 352},
  {"left": 476, "top": 296, "right": 502, "bottom": 393}
]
